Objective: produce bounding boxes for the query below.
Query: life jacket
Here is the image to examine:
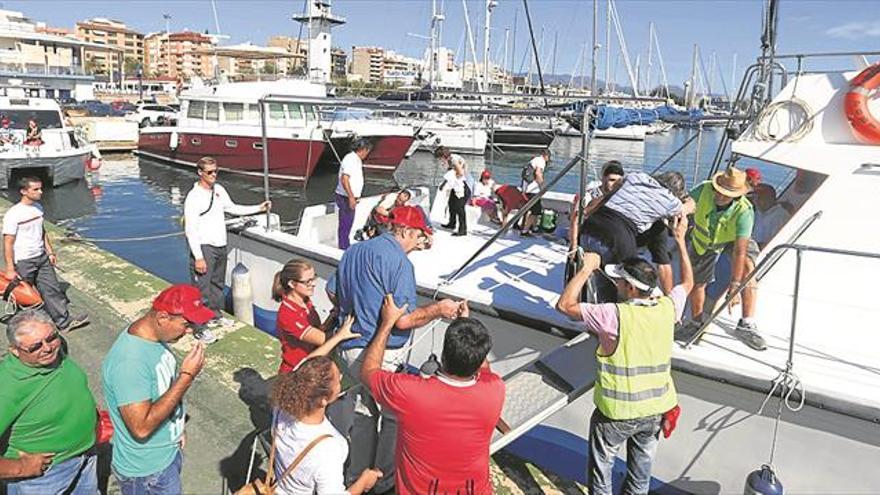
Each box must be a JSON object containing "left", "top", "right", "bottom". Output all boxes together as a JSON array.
[
  {"left": 594, "top": 297, "right": 678, "bottom": 420},
  {"left": 691, "top": 181, "right": 752, "bottom": 256}
]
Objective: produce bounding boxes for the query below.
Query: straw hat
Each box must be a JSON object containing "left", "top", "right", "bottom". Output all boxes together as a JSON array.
[{"left": 711, "top": 167, "right": 750, "bottom": 197}]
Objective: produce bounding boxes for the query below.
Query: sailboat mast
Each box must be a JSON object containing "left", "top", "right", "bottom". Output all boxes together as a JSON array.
[
  {"left": 483, "top": 0, "right": 496, "bottom": 92},
  {"left": 687, "top": 43, "right": 697, "bottom": 108},
  {"left": 645, "top": 21, "right": 654, "bottom": 95},
  {"left": 604, "top": 0, "right": 611, "bottom": 93}
]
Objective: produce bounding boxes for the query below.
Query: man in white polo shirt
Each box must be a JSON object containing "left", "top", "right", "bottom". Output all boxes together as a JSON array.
[
  {"left": 520, "top": 148, "right": 549, "bottom": 236},
  {"left": 183, "top": 156, "right": 270, "bottom": 342},
  {"left": 2, "top": 176, "right": 88, "bottom": 331},
  {"left": 335, "top": 138, "right": 372, "bottom": 250}
]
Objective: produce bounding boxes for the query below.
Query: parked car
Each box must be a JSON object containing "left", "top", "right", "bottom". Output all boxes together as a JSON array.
[
  {"left": 111, "top": 100, "right": 137, "bottom": 114},
  {"left": 125, "top": 104, "right": 178, "bottom": 127}
]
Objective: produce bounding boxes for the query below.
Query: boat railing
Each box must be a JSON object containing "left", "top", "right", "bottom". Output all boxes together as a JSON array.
[{"left": 679, "top": 210, "right": 880, "bottom": 351}]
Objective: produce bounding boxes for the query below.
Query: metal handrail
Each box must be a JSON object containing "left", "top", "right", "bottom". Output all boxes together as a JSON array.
[
  {"left": 759, "top": 50, "right": 880, "bottom": 61},
  {"left": 678, "top": 207, "right": 880, "bottom": 351}
]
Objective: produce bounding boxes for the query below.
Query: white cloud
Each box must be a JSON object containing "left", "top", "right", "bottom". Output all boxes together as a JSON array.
[{"left": 826, "top": 21, "right": 880, "bottom": 40}]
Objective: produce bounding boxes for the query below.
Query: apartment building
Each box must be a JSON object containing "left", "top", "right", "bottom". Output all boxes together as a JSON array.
[
  {"left": 75, "top": 18, "right": 143, "bottom": 75},
  {"left": 351, "top": 46, "right": 422, "bottom": 84},
  {"left": 144, "top": 31, "right": 214, "bottom": 81}
]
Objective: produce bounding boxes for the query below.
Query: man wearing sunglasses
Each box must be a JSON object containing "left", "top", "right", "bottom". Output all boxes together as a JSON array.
[
  {"left": 102, "top": 284, "right": 214, "bottom": 495},
  {"left": 0, "top": 309, "right": 99, "bottom": 493},
  {"left": 183, "top": 156, "right": 270, "bottom": 343}
]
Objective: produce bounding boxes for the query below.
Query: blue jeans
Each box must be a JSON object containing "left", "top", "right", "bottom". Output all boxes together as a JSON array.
[
  {"left": 6, "top": 452, "right": 98, "bottom": 495},
  {"left": 114, "top": 451, "right": 182, "bottom": 495},
  {"left": 588, "top": 409, "right": 662, "bottom": 495}
]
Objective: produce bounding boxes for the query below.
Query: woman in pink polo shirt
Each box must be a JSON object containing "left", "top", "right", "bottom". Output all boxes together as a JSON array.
[{"left": 272, "top": 259, "right": 336, "bottom": 374}]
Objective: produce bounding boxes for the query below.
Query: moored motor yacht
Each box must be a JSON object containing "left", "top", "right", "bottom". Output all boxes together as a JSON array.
[
  {"left": 0, "top": 95, "right": 96, "bottom": 189},
  {"left": 318, "top": 108, "right": 416, "bottom": 173},
  {"left": 136, "top": 79, "right": 328, "bottom": 183}
]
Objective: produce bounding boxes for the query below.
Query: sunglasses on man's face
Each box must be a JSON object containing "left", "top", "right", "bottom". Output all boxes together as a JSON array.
[
  {"left": 18, "top": 331, "right": 60, "bottom": 354},
  {"left": 200, "top": 169, "right": 218, "bottom": 176}
]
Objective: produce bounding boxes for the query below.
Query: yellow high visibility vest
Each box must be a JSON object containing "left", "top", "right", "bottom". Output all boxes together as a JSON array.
[
  {"left": 691, "top": 182, "right": 752, "bottom": 256},
  {"left": 594, "top": 297, "right": 678, "bottom": 420}
]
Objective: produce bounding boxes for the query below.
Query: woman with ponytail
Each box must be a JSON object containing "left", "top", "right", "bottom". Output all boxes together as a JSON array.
[{"left": 273, "top": 259, "right": 338, "bottom": 373}]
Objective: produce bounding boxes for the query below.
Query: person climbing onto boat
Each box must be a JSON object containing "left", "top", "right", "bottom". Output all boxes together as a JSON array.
[
  {"left": 569, "top": 161, "right": 625, "bottom": 253},
  {"left": 336, "top": 138, "right": 373, "bottom": 250},
  {"left": 557, "top": 212, "right": 693, "bottom": 495},
  {"left": 679, "top": 167, "right": 766, "bottom": 351},
  {"left": 578, "top": 170, "right": 695, "bottom": 300},
  {"left": 360, "top": 294, "right": 503, "bottom": 495},
  {"left": 520, "top": 149, "right": 549, "bottom": 236},
  {"left": 325, "top": 205, "right": 464, "bottom": 493},
  {"left": 361, "top": 189, "right": 412, "bottom": 239},
  {"left": 24, "top": 118, "right": 42, "bottom": 147},
  {"left": 272, "top": 259, "right": 346, "bottom": 374},
  {"left": 471, "top": 169, "right": 502, "bottom": 224},
  {"left": 3, "top": 176, "right": 89, "bottom": 332},
  {"left": 750, "top": 183, "right": 790, "bottom": 248},
  {"left": 183, "top": 156, "right": 270, "bottom": 343},
  {"left": 435, "top": 146, "right": 473, "bottom": 236}
]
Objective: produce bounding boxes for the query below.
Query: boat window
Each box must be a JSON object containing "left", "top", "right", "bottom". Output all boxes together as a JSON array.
[
  {"left": 723, "top": 161, "right": 826, "bottom": 249},
  {"left": 205, "top": 102, "right": 220, "bottom": 121},
  {"left": 0, "top": 110, "right": 62, "bottom": 129},
  {"left": 187, "top": 100, "right": 205, "bottom": 119},
  {"left": 269, "top": 103, "right": 285, "bottom": 121},
  {"left": 224, "top": 103, "right": 245, "bottom": 121},
  {"left": 287, "top": 104, "right": 304, "bottom": 121}
]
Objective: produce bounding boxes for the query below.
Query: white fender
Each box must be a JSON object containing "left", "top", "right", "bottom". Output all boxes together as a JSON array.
[
  {"left": 169, "top": 131, "right": 179, "bottom": 150},
  {"left": 231, "top": 262, "right": 254, "bottom": 325}
]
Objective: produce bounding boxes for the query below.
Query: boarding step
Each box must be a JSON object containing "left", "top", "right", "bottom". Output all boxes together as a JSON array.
[{"left": 490, "top": 333, "right": 598, "bottom": 453}]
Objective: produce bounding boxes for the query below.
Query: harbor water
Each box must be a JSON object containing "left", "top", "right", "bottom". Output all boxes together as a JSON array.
[{"left": 7, "top": 128, "right": 791, "bottom": 284}]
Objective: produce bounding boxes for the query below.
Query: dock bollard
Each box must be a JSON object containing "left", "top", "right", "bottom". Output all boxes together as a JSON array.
[{"left": 231, "top": 262, "right": 254, "bottom": 325}]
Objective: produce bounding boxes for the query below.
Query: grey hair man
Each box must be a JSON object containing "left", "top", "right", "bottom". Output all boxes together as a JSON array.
[{"left": 0, "top": 309, "right": 99, "bottom": 493}]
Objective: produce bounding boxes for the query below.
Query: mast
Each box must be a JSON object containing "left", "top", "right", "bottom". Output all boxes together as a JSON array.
[
  {"left": 652, "top": 25, "right": 670, "bottom": 99},
  {"left": 428, "top": 0, "right": 437, "bottom": 87},
  {"left": 502, "top": 27, "right": 509, "bottom": 91},
  {"left": 551, "top": 31, "right": 558, "bottom": 78},
  {"left": 686, "top": 43, "right": 698, "bottom": 109},
  {"left": 608, "top": 0, "right": 639, "bottom": 97},
  {"left": 461, "top": 0, "right": 481, "bottom": 91},
  {"left": 510, "top": 8, "right": 517, "bottom": 78},
  {"left": 604, "top": 0, "right": 611, "bottom": 93},
  {"left": 483, "top": 0, "right": 497, "bottom": 92},
  {"left": 645, "top": 21, "right": 654, "bottom": 95}
]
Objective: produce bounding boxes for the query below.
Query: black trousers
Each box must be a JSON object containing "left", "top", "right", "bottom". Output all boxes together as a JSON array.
[
  {"left": 190, "top": 244, "right": 226, "bottom": 314},
  {"left": 446, "top": 193, "right": 468, "bottom": 234},
  {"left": 15, "top": 252, "right": 70, "bottom": 326}
]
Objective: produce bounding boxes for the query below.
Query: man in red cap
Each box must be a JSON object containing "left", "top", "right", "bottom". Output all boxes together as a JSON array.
[
  {"left": 326, "top": 205, "right": 465, "bottom": 493},
  {"left": 745, "top": 168, "right": 762, "bottom": 189},
  {"left": 102, "top": 285, "right": 213, "bottom": 494}
]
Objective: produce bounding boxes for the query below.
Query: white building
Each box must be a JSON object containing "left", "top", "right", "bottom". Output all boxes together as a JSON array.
[
  {"left": 292, "top": 0, "right": 345, "bottom": 84},
  {"left": 0, "top": 9, "right": 112, "bottom": 100}
]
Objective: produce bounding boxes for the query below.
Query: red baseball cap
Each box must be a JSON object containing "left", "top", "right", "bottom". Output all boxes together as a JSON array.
[
  {"left": 152, "top": 284, "right": 216, "bottom": 324},
  {"left": 390, "top": 206, "right": 433, "bottom": 235},
  {"left": 480, "top": 170, "right": 491, "bottom": 180},
  {"left": 745, "top": 168, "right": 762, "bottom": 185}
]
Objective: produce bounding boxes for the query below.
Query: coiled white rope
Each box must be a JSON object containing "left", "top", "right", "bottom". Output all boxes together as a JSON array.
[{"left": 751, "top": 97, "right": 814, "bottom": 143}]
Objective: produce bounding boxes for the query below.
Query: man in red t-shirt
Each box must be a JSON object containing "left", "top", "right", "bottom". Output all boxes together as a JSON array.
[{"left": 361, "top": 295, "right": 505, "bottom": 494}]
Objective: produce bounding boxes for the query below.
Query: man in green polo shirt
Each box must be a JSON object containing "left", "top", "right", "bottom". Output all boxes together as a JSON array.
[
  {"left": 683, "top": 167, "right": 765, "bottom": 351},
  {"left": 0, "top": 309, "right": 98, "bottom": 494}
]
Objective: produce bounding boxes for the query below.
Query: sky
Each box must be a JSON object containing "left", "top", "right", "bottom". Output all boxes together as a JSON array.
[{"left": 7, "top": 0, "right": 879, "bottom": 92}]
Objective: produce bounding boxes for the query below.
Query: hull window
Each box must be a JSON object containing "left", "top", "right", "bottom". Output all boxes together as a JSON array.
[{"left": 225, "top": 139, "right": 238, "bottom": 148}]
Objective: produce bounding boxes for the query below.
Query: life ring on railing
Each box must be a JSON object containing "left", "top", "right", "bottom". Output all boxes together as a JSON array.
[
  {"left": 844, "top": 63, "right": 880, "bottom": 144},
  {"left": 86, "top": 156, "right": 102, "bottom": 171}
]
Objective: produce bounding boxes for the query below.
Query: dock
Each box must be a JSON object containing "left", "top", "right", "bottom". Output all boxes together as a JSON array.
[{"left": 0, "top": 196, "right": 585, "bottom": 494}]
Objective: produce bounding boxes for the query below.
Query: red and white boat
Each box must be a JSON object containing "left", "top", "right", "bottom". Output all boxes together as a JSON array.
[
  {"left": 137, "top": 80, "right": 329, "bottom": 183},
  {"left": 137, "top": 79, "right": 417, "bottom": 183}
]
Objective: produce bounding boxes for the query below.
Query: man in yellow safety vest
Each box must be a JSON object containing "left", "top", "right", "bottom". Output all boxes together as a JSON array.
[
  {"left": 683, "top": 167, "right": 765, "bottom": 351},
  {"left": 557, "top": 213, "right": 693, "bottom": 495}
]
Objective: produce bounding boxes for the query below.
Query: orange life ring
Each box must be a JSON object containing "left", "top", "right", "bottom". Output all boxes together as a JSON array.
[
  {"left": 86, "top": 156, "right": 102, "bottom": 171},
  {"left": 844, "top": 63, "right": 880, "bottom": 144}
]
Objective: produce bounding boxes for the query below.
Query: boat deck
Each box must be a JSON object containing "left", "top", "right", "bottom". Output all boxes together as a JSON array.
[{"left": 273, "top": 205, "right": 880, "bottom": 422}]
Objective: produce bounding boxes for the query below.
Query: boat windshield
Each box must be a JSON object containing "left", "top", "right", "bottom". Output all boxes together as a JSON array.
[{"left": 0, "top": 110, "right": 63, "bottom": 130}]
